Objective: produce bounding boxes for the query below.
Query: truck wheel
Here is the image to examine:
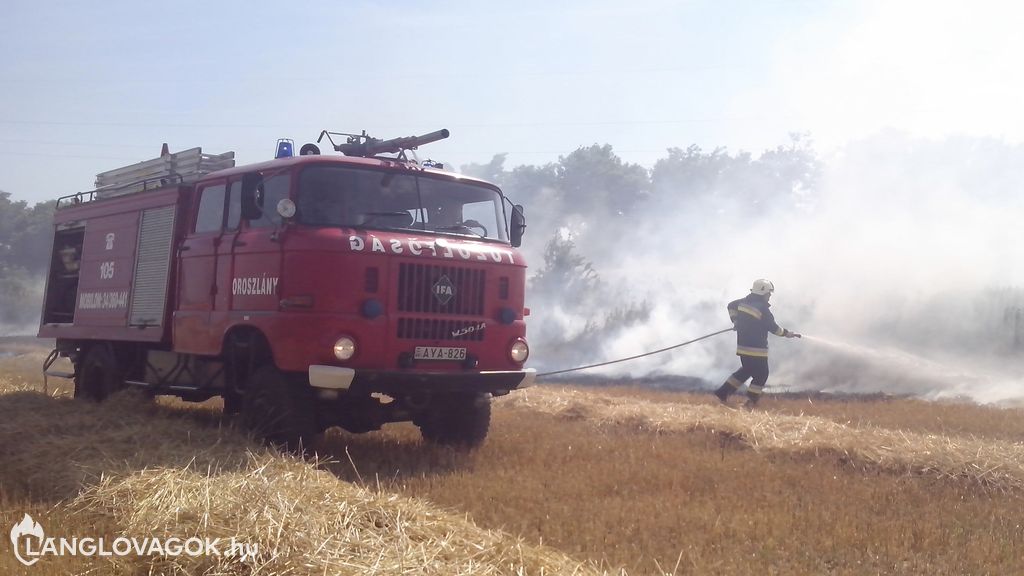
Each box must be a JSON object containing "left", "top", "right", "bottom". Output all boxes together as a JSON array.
[
  {"left": 222, "top": 391, "right": 243, "bottom": 416},
  {"left": 74, "top": 344, "right": 124, "bottom": 401},
  {"left": 418, "top": 393, "right": 491, "bottom": 448},
  {"left": 241, "top": 365, "right": 317, "bottom": 453}
]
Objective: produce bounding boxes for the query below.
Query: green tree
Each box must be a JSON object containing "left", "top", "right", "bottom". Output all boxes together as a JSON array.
[
  {"left": 650, "top": 135, "right": 820, "bottom": 214},
  {"left": 651, "top": 144, "right": 744, "bottom": 202},
  {"left": 529, "top": 231, "right": 651, "bottom": 368},
  {"left": 530, "top": 233, "right": 599, "bottom": 301},
  {"left": 0, "top": 192, "right": 55, "bottom": 274},
  {"left": 504, "top": 162, "right": 558, "bottom": 208},
  {"left": 556, "top": 144, "right": 650, "bottom": 217},
  {"left": 460, "top": 153, "right": 509, "bottom": 186},
  {"left": 0, "top": 191, "right": 55, "bottom": 331}
]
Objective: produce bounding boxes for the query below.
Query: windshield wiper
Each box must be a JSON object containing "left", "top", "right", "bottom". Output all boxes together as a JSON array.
[{"left": 435, "top": 220, "right": 488, "bottom": 239}]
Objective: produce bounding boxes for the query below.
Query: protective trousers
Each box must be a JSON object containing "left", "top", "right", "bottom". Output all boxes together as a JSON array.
[{"left": 715, "top": 355, "right": 769, "bottom": 403}]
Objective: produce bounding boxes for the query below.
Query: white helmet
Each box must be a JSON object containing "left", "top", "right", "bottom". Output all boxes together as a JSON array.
[{"left": 750, "top": 279, "right": 775, "bottom": 296}]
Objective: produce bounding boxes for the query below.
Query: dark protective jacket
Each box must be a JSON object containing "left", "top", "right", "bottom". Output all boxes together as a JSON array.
[{"left": 727, "top": 293, "right": 790, "bottom": 357}]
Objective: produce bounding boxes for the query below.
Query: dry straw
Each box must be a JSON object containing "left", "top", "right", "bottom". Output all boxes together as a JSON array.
[
  {"left": 0, "top": 373, "right": 601, "bottom": 576},
  {"left": 72, "top": 456, "right": 600, "bottom": 575},
  {"left": 504, "top": 387, "right": 1024, "bottom": 491}
]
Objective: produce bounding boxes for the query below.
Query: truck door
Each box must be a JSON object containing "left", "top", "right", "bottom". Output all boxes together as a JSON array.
[
  {"left": 230, "top": 172, "right": 290, "bottom": 315},
  {"left": 213, "top": 179, "right": 242, "bottom": 315},
  {"left": 174, "top": 181, "right": 227, "bottom": 354}
]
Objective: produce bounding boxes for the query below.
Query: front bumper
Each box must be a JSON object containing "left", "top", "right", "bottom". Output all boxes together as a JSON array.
[{"left": 308, "top": 365, "right": 536, "bottom": 395}]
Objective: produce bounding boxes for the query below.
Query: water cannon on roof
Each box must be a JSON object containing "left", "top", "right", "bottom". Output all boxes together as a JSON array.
[{"left": 301, "top": 129, "right": 450, "bottom": 161}]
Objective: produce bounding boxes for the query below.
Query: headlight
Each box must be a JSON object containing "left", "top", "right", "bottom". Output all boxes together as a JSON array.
[
  {"left": 333, "top": 336, "right": 356, "bottom": 361},
  {"left": 509, "top": 338, "right": 529, "bottom": 363}
]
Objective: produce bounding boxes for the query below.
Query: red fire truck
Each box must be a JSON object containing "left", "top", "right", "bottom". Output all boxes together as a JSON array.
[{"left": 38, "top": 129, "right": 533, "bottom": 449}]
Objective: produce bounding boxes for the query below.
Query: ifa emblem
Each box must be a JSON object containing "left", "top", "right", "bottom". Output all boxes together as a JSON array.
[{"left": 432, "top": 275, "right": 455, "bottom": 305}]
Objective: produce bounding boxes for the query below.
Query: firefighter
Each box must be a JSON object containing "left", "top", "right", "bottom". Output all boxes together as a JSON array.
[{"left": 714, "top": 279, "right": 800, "bottom": 407}]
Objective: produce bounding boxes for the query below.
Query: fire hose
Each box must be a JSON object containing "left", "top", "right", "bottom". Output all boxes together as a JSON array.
[{"left": 536, "top": 327, "right": 735, "bottom": 378}]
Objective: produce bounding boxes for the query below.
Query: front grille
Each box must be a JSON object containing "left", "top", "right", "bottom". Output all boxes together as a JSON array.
[
  {"left": 397, "top": 318, "right": 486, "bottom": 341},
  {"left": 397, "top": 263, "right": 485, "bottom": 315}
]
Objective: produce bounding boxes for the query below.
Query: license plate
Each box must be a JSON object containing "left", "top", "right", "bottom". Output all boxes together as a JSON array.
[{"left": 414, "top": 346, "right": 467, "bottom": 361}]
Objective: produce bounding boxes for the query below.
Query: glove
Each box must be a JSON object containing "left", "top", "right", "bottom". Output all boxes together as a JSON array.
[{"left": 784, "top": 330, "right": 801, "bottom": 339}]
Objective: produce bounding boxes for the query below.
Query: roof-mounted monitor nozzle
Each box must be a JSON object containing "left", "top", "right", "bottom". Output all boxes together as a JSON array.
[{"left": 310, "top": 129, "right": 450, "bottom": 159}]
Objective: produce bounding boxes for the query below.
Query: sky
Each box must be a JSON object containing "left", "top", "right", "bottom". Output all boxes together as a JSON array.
[{"left": 4, "top": 0, "right": 1023, "bottom": 204}]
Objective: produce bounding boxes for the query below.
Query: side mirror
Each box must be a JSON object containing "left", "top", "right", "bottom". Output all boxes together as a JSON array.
[
  {"left": 241, "top": 173, "right": 264, "bottom": 221},
  {"left": 510, "top": 204, "right": 526, "bottom": 247}
]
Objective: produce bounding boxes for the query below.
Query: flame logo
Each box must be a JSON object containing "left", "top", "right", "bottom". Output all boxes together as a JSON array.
[{"left": 10, "top": 513, "right": 44, "bottom": 566}]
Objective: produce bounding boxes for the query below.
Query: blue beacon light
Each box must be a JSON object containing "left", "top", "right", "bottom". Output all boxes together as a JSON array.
[{"left": 275, "top": 139, "right": 294, "bottom": 158}]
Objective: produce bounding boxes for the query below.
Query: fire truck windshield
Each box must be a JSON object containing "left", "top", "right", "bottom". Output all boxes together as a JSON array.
[{"left": 297, "top": 165, "right": 508, "bottom": 242}]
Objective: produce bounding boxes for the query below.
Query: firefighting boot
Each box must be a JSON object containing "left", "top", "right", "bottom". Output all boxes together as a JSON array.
[
  {"left": 744, "top": 385, "right": 763, "bottom": 409},
  {"left": 713, "top": 387, "right": 730, "bottom": 404},
  {"left": 714, "top": 379, "right": 740, "bottom": 404}
]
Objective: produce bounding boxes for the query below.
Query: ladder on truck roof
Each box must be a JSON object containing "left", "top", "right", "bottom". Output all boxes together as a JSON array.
[{"left": 81, "top": 146, "right": 235, "bottom": 202}]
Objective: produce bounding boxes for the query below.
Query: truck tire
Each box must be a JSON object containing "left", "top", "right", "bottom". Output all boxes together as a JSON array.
[
  {"left": 241, "top": 365, "right": 317, "bottom": 453},
  {"left": 74, "top": 344, "right": 124, "bottom": 401},
  {"left": 418, "top": 393, "right": 491, "bottom": 448},
  {"left": 222, "top": 391, "right": 243, "bottom": 416}
]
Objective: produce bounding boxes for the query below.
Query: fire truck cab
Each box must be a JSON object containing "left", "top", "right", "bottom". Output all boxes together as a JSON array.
[{"left": 39, "top": 130, "right": 533, "bottom": 450}]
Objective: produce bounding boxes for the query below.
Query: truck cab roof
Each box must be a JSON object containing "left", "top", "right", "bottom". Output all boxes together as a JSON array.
[{"left": 203, "top": 154, "right": 497, "bottom": 189}]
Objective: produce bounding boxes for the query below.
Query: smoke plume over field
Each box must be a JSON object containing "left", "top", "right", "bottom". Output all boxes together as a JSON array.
[
  {"left": 496, "top": 131, "right": 1024, "bottom": 403},
  {"left": 2, "top": 131, "right": 1022, "bottom": 402}
]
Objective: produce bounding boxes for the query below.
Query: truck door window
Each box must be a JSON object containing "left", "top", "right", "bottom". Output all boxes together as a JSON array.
[
  {"left": 195, "top": 184, "right": 227, "bottom": 233},
  {"left": 249, "top": 174, "right": 290, "bottom": 228},
  {"left": 226, "top": 181, "right": 242, "bottom": 230}
]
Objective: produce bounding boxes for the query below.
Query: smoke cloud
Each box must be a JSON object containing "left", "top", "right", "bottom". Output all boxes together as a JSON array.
[
  {"left": 516, "top": 131, "right": 1024, "bottom": 404},
  {"left": 0, "top": 277, "right": 44, "bottom": 337}
]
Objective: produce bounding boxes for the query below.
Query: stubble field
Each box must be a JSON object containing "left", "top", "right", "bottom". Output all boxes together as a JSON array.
[{"left": 1, "top": 338, "right": 1022, "bottom": 575}]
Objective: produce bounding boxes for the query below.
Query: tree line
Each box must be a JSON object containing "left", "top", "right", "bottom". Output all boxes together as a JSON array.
[{"left": 0, "top": 191, "right": 55, "bottom": 330}]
